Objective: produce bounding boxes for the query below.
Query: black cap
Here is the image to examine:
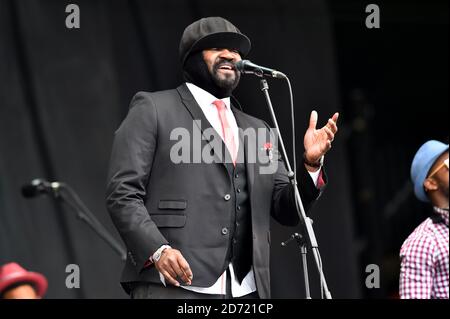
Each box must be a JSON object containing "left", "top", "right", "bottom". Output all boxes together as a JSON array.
[{"left": 179, "top": 17, "right": 251, "bottom": 66}]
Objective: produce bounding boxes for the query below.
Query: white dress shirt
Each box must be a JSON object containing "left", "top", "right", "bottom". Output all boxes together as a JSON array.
[
  {"left": 157, "top": 82, "right": 321, "bottom": 297},
  {"left": 186, "top": 82, "right": 240, "bottom": 153}
]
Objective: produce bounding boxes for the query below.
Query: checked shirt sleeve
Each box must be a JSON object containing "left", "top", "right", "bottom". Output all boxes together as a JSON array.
[{"left": 399, "top": 231, "right": 436, "bottom": 299}]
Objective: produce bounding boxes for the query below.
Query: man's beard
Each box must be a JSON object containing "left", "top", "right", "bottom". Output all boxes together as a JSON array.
[
  {"left": 183, "top": 51, "right": 240, "bottom": 99},
  {"left": 210, "top": 57, "right": 240, "bottom": 93}
]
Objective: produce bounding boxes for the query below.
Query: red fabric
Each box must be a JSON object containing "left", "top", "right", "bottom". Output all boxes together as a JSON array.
[
  {"left": 213, "top": 100, "right": 237, "bottom": 166},
  {"left": 0, "top": 263, "right": 48, "bottom": 297},
  {"left": 317, "top": 169, "right": 325, "bottom": 189},
  {"left": 143, "top": 259, "right": 153, "bottom": 268}
]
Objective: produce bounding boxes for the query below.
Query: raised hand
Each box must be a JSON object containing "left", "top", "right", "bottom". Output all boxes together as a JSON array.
[{"left": 303, "top": 111, "right": 339, "bottom": 166}]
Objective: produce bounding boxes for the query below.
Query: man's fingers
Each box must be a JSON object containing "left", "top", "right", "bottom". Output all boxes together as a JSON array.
[
  {"left": 157, "top": 261, "right": 178, "bottom": 282},
  {"left": 178, "top": 256, "right": 194, "bottom": 283},
  {"left": 308, "top": 110, "right": 318, "bottom": 130},
  {"left": 165, "top": 266, "right": 179, "bottom": 281},
  {"left": 168, "top": 253, "right": 192, "bottom": 285},
  {"left": 332, "top": 112, "right": 339, "bottom": 123},
  {"left": 322, "top": 140, "right": 332, "bottom": 152},
  {"left": 167, "top": 257, "right": 185, "bottom": 279},
  {"left": 324, "top": 126, "right": 334, "bottom": 142},
  {"left": 174, "top": 256, "right": 192, "bottom": 285},
  {"left": 160, "top": 269, "right": 180, "bottom": 287},
  {"left": 156, "top": 249, "right": 193, "bottom": 285},
  {"left": 327, "top": 118, "right": 338, "bottom": 134}
]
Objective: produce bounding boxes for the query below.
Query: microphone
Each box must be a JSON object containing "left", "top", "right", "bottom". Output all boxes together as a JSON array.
[
  {"left": 235, "top": 60, "right": 286, "bottom": 79},
  {"left": 21, "top": 178, "right": 62, "bottom": 198}
]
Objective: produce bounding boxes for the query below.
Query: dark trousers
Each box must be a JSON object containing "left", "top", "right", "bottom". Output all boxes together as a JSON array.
[{"left": 131, "top": 269, "right": 260, "bottom": 299}]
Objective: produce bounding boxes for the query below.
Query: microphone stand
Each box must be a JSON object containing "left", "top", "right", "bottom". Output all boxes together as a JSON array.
[
  {"left": 281, "top": 233, "right": 311, "bottom": 299},
  {"left": 50, "top": 183, "right": 127, "bottom": 261},
  {"left": 260, "top": 78, "right": 332, "bottom": 299}
]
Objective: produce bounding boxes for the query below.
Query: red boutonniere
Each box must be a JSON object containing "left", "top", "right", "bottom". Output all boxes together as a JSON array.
[{"left": 262, "top": 142, "right": 274, "bottom": 162}]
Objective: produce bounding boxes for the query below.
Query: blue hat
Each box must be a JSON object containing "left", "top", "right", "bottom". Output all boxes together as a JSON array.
[{"left": 411, "top": 140, "right": 449, "bottom": 202}]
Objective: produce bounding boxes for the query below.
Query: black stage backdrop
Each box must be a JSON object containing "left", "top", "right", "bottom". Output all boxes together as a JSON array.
[
  {"left": 0, "top": 0, "right": 358, "bottom": 298},
  {"left": 1, "top": 0, "right": 447, "bottom": 299}
]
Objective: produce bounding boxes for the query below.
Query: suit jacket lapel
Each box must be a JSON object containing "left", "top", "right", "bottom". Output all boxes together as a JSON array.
[
  {"left": 176, "top": 83, "right": 256, "bottom": 195},
  {"left": 176, "top": 84, "right": 233, "bottom": 171}
]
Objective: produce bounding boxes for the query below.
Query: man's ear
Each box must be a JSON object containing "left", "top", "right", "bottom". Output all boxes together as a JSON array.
[{"left": 424, "top": 177, "right": 438, "bottom": 192}]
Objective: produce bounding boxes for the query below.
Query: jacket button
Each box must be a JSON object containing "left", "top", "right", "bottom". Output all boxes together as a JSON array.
[
  {"left": 237, "top": 188, "right": 241, "bottom": 193},
  {"left": 224, "top": 194, "right": 231, "bottom": 201},
  {"left": 221, "top": 227, "right": 229, "bottom": 235},
  {"left": 236, "top": 205, "right": 241, "bottom": 211},
  {"left": 235, "top": 173, "right": 239, "bottom": 178}
]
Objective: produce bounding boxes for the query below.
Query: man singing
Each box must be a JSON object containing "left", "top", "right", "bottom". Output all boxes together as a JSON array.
[{"left": 106, "top": 17, "right": 339, "bottom": 299}]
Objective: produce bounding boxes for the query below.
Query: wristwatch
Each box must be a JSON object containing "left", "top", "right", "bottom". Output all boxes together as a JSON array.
[{"left": 152, "top": 245, "right": 171, "bottom": 263}]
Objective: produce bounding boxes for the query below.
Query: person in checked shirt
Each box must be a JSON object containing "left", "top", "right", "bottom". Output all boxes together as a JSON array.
[{"left": 400, "top": 140, "right": 449, "bottom": 299}]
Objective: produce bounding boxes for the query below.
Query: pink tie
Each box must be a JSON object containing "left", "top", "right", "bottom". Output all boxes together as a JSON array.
[{"left": 213, "top": 100, "right": 237, "bottom": 166}]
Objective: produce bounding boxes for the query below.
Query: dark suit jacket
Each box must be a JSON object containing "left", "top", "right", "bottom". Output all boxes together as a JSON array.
[{"left": 106, "top": 83, "right": 325, "bottom": 298}]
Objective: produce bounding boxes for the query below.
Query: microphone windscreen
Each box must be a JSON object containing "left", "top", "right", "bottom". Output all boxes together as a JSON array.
[{"left": 235, "top": 60, "right": 246, "bottom": 72}]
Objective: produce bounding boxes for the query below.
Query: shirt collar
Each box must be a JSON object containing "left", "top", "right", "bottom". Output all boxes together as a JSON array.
[
  {"left": 433, "top": 206, "right": 449, "bottom": 226},
  {"left": 186, "top": 82, "right": 231, "bottom": 110}
]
